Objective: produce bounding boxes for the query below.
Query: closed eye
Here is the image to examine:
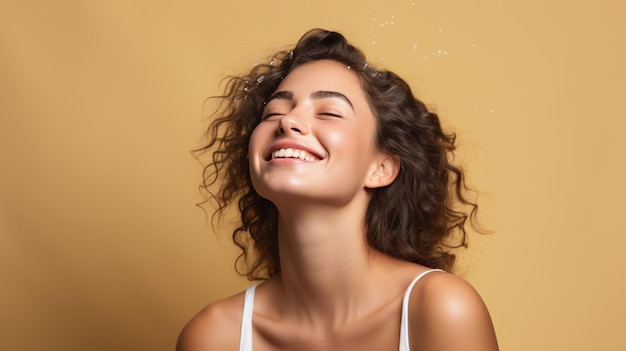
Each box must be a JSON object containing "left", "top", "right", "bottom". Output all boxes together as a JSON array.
[
  {"left": 262, "top": 112, "right": 285, "bottom": 120},
  {"left": 318, "top": 112, "right": 342, "bottom": 118}
]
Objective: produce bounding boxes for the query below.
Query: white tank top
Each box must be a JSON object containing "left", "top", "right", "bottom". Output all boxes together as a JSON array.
[{"left": 239, "top": 269, "right": 442, "bottom": 351}]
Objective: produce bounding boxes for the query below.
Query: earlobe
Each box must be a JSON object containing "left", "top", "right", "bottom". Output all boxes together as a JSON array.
[{"left": 365, "top": 155, "right": 400, "bottom": 189}]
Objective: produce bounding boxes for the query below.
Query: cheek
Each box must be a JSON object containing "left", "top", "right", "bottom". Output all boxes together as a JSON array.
[
  {"left": 248, "top": 124, "right": 271, "bottom": 157},
  {"left": 248, "top": 129, "right": 260, "bottom": 156},
  {"left": 326, "top": 125, "right": 376, "bottom": 161},
  {"left": 248, "top": 127, "right": 267, "bottom": 193}
]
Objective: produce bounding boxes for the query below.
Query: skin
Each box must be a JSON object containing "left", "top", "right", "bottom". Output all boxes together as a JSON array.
[{"left": 177, "top": 60, "right": 499, "bottom": 351}]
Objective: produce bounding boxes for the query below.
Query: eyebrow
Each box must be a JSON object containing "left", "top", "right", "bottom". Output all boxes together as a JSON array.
[{"left": 266, "top": 90, "right": 354, "bottom": 110}]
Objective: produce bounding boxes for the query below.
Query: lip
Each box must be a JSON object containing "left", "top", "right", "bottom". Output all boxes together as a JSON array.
[{"left": 264, "top": 140, "right": 325, "bottom": 161}]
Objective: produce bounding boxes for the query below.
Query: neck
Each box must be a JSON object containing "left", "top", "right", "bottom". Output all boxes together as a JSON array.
[{"left": 272, "top": 198, "right": 387, "bottom": 326}]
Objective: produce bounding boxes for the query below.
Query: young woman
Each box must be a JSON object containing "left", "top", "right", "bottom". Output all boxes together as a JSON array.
[{"left": 177, "top": 29, "right": 499, "bottom": 351}]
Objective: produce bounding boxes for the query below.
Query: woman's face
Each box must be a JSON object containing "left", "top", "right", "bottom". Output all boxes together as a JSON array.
[{"left": 249, "top": 59, "right": 384, "bottom": 207}]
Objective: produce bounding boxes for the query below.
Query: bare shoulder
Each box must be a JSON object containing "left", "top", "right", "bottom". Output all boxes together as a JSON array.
[
  {"left": 408, "top": 271, "right": 499, "bottom": 351},
  {"left": 176, "top": 291, "right": 246, "bottom": 351}
]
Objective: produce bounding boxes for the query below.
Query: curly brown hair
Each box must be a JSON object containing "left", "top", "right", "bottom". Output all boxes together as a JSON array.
[{"left": 195, "top": 28, "right": 479, "bottom": 280}]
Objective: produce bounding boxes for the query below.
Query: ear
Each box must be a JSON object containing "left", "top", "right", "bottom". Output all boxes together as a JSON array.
[{"left": 364, "top": 154, "right": 400, "bottom": 189}]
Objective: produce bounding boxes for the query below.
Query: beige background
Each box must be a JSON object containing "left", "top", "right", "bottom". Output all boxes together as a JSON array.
[{"left": 1, "top": 0, "right": 624, "bottom": 350}]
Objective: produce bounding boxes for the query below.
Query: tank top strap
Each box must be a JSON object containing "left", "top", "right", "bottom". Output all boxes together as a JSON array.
[
  {"left": 398, "top": 269, "right": 444, "bottom": 351},
  {"left": 239, "top": 285, "right": 257, "bottom": 351}
]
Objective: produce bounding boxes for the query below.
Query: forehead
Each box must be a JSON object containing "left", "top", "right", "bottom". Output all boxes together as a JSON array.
[{"left": 276, "top": 60, "right": 365, "bottom": 97}]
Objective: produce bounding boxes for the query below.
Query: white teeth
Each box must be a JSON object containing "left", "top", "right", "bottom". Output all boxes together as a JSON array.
[{"left": 272, "top": 148, "right": 316, "bottom": 161}]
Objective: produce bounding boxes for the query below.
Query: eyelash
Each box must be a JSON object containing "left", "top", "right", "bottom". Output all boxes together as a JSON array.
[
  {"left": 262, "top": 112, "right": 342, "bottom": 119},
  {"left": 262, "top": 112, "right": 283, "bottom": 120},
  {"left": 319, "top": 112, "right": 342, "bottom": 118}
]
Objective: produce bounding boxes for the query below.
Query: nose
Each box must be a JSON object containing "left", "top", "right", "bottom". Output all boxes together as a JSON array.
[{"left": 277, "top": 113, "right": 310, "bottom": 136}]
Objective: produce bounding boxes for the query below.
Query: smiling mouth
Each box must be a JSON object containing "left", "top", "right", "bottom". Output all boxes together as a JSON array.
[{"left": 269, "top": 148, "right": 320, "bottom": 162}]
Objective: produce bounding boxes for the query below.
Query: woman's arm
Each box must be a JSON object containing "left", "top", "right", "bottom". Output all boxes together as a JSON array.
[
  {"left": 176, "top": 295, "right": 243, "bottom": 351},
  {"left": 408, "top": 272, "right": 499, "bottom": 351}
]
